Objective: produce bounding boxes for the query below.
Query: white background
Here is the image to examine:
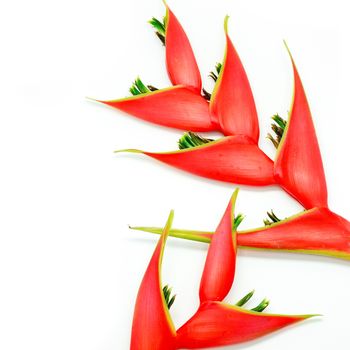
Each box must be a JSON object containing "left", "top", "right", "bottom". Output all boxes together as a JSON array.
[{"left": 1, "top": 0, "right": 350, "bottom": 349}]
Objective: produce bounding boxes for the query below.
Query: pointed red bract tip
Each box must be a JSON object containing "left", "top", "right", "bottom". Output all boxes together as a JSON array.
[
  {"left": 99, "top": 86, "right": 215, "bottom": 132},
  {"left": 199, "top": 191, "right": 237, "bottom": 303},
  {"left": 210, "top": 16, "right": 259, "bottom": 142},
  {"left": 141, "top": 135, "right": 275, "bottom": 186},
  {"left": 176, "top": 301, "right": 311, "bottom": 348},
  {"left": 238, "top": 207, "right": 350, "bottom": 259},
  {"left": 164, "top": 4, "right": 202, "bottom": 92},
  {"left": 130, "top": 211, "right": 176, "bottom": 350},
  {"left": 274, "top": 46, "right": 328, "bottom": 209}
]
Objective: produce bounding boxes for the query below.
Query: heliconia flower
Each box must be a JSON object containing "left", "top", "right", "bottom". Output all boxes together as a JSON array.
[
  {"left": 274, "top": 44, "right": 328, "bottom": 209},
  {"left": 199, "top": 190, "right": 237, "bottom": 303},
  {"left": 119, "top": 34, "right": 350, "bottom": 261},
  {"left": 131, "top": 206, "right": 350, "bottom": 261},
  {"left": 96, "top": 86, "right": 215, "bottom": 132},
  {"left": 92, "top": 1, "right": 217, "bottom": 132},
  {"left": 115, "top": 134, "right": 275, "bottom": 186},
  {"left": 130, "top": 210, "right": 177, "bottom": 350},
  {"left": 179, "top": 190, "right": 315, "bottom": 347},
  {"left": 209, "top": 16, "right": 259, "bottom": 142},
  {"left": 93, "top": 2, "right": 262, "bottom": 137},
  {"left": 237, "top": 207, "right": 350, "bottom": 260},
  {"left": 162, "top": 0, "right": 202, "bottom": 93},
  {"left": 176, "top": 301, "right": 314, "bottom": 349},
  {"left": 115, "top": 42, "right": 339, "bottom": 213},
  {"left": 113, "top": 14, "right": 275, "bottom": 185},
  {"left": 131, "top": 191, "right": 315, "bottom": 349}
]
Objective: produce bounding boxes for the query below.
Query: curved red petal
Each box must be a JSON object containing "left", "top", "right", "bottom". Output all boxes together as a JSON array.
[
  {"left": 238, "top": 207, "right": 350, "bottom": 259},
  {"left": 130, "top": 211, "right": 176, "bottom": 350},
  {"left": 199, "top": 190, "right": 237, "bottom": 303},
  {"left": 176, "top": 301, "right": 311, "bottom": 348},
  {"left": 210, "top": 17, "right": 259, "bottom": 142},
  {"left": 121, "top": 136, "right": 275, "bottom": 186},
  {"left": 164, "top": 4, "right": 202, "bottom": 92},
  {"left": 97, "top": 86, "right": 215, "bottom": 132},
  {"left": 274, "top": 46, "right": 328, "bottom": 209}
]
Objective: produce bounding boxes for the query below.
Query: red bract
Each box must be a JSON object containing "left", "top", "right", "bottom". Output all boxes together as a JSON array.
[
  {"left": 116, "top": 43, "right": 345, "bottom": 219},
  {"left": 238, "top": 208, "right": 350, "bottom": 259},
  {"left": 130, "top": 211, "right": 176, "bottom": 350},
  {"left": 274, "top": 45, "right": 328, "bottom": 209},
  {"left": 210, "top": 16, "right": 259, "bottom": 141},
  {"left": 94, "top": 4, "right": 260, "bottom": 137},
  {"left": 176, "top": 302, "right": 312, "bottom": 348},
  {"left": 93, "top": 2, "right": 216, "bottom": 132},
  {"left": 131, "top": 191, "right": 315, "bottom": 349},
  {"left": 115, "top": 16, "right": 274, "bottom": 186},
  {"left": 119, "top": 29, "right": 350, "bottom": 260},
  {"left": 96, "top": 2, "right": 343, "bottom": 216},
  {"left": 116, "top": 135, "right": 275, "bottom": 186},
  {"left": 199, "top": 191, "right": 237, "bottom": 303},
  {"left": 132, "top": 204, "right": 350, "bottom": 261},
  {"left": 97, "top": 86, "right": 214, "bottom": 132},
  {"left": 112, "top": 14, "right": 276, "bottom": 187},
  {"left": 164, "top": 2, "right": 202, "bottom": 92}
]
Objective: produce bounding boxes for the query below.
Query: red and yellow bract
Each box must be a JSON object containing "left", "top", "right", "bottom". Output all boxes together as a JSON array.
[{"left": 130, "top": 191, "right": 315, "bottom": 349}]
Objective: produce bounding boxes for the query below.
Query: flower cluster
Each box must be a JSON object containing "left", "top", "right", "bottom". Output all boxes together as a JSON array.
[
  {"left": 131, "top": 192, "right": 315, "bottom": 349},
  {"left": 92, "top": 1, "right": 349, "bottom": 348},
  {"left": 109, "top": 3, "right": 350, "bottom": 261}
]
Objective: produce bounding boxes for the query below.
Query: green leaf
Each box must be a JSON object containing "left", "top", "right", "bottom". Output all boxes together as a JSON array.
[
  {"left": 234, "top": 213, "right": 245, "bottom": 230},
  {"left": 263, "top": 210, "right": 283, "bottom": 226},
  {"left": 267, "top": 114, "right": 287, "bottom": 148},
  {"left": 129, "top": 85, "right": 141, "bottom": 96},
  {"left": 251, "top": 298, "right": 270, "bottom": 312},
  {"left": 149, "top": 17, "right": 166, "bottom": 35},
  {"left": 129, "top": 77, "right": 158, "bottom": 96},
  {"left": 215, "top": 62, "right": 222, "bottom": 75},
  {"left": 149, "top": 17, "right": 166, "bottom": 45},
  {"left": 236, "top": 290, "right": 270, "bottom": 313},
  {"left": 208, "top": 62, "right": 222, "bottom": 82},
  {"left": 203, "top": 62, "right": 223, "bottom": 100},
  {"left": 236, "top": 290, "right": 255, "bottom": 307},
  {"left": 167, "top": 295, "right": 176, "bottom": 309},
  {"left": 135, "top": 77, "right": 150, "bottom": 94},
  {"left": 272, "top": 114, "right": 287, "bottom": 129},
  {"left": 178, "top": 132, "right": 214, "bottom": 150},
  {"left": 163, "top": 285, "right": 176, "bottom": 309}
]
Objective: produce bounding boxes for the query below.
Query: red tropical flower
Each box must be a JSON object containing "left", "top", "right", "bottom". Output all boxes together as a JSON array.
[
  {"left": 93, "top": 3, "right": 260, "bottom": 140},
  {"left": 117, "top": 44, "right": 327, "bottom": 209},
  {"left": 130, "top": 211, "right": 177, "bottom": 350},
  {"left": 130, "top": 191, "right": 316, "bottom": 349},
  {"left": 94, "top": 1, "right": 216, "bottom": 132},
  {"left": 117, "top": 29, "right": 350, "bottom": 252}
]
